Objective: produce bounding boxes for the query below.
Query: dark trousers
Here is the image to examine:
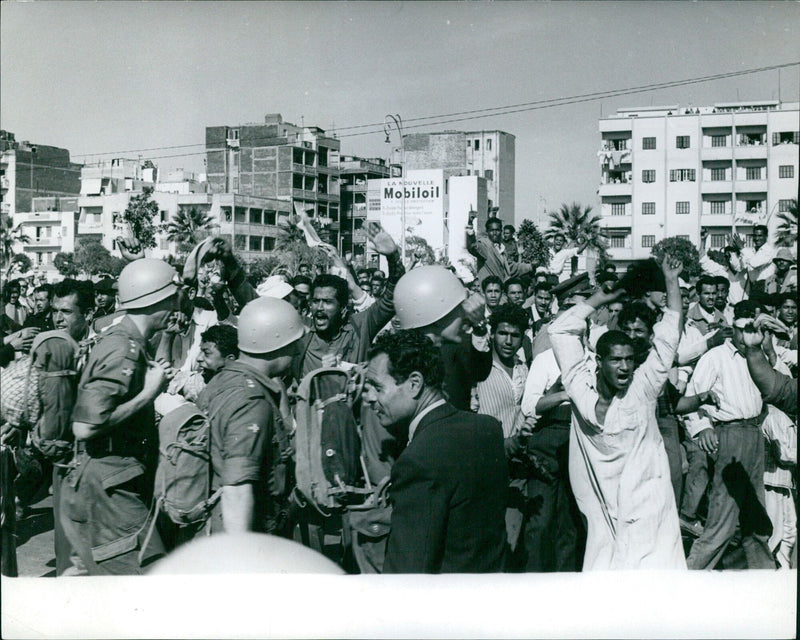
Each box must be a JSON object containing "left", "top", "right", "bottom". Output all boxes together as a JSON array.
[
  {"left": 515, "top": 423, "right": 583, "bottom": 572},
  {"left": 686, "top": 423, "right": 774, "bottom": 570},
  {"left": 681, "top": 437, "right": 710, "bottom": 521},
  {"left": 657, "top": 414, "right": 683, "bottom": 508},
  {"left": 52, "top": 465, "right": 73, "bottom": 575}
]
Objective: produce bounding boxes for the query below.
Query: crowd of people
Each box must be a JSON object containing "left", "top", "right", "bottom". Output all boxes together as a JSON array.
[{"left": 0, "top": 216, "right": 796, "bottom": 576}]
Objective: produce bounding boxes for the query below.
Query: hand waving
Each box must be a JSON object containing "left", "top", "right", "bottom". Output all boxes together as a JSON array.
[
  {"left": 660, "top": 255, "right": 683, "bottom": 281},
  {"left": 367, "top": 222, "right": 399, "bottom": 256},
  {"left": 116, "top": 236, "right": 145, "bottom": 262}
]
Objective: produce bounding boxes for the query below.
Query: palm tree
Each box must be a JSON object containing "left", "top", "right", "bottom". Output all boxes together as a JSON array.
[
  {"left": 545, "top": 202, "right": 608, "bottom": 253},
  {"left": 774, "top": 199, "right": 797, "bottom": 248},
  {"left": 0, "top": 215, "right": 31, "bottom": 269},
  {"left": 164, "top": 207, "right": 216, "bottom": 254}
]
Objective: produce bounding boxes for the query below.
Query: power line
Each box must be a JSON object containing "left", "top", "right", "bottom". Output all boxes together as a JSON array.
[{"left": 70, "top": 61, "right": 800, "bottom": 160}]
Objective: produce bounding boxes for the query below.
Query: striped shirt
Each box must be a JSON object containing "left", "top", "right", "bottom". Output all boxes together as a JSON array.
[
  {"left": 684, "top": 340, "right": 764, "bottom": 437},
  {"left": 475, "top": 354, "right": 528, "bottom": 438}
]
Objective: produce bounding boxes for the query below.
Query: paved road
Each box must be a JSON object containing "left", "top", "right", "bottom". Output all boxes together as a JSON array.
[{"left": 13, "top": 492, "right": 56, "bottom": 577}]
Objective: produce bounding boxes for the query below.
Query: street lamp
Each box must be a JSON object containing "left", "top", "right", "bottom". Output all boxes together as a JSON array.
[{"left": 383, "top": 114, "right": 405, "bottom": 263}]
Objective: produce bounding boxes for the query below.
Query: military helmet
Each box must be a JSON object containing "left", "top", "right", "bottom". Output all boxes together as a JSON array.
[
  {"left": 394, "top": 265, "right": 467, "bottom": 329},
  {"left": 237, "top": 296, "right": 305, "bottom": 354},
  {"left": 117, "top": 259, "right": 178, "bottom": 310}
]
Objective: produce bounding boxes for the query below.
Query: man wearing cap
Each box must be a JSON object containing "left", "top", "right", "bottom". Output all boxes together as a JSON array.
[
  {"left": 197, "top": 297, "right": 303, "bottom": 534},
  {"left": 91, "top": 277, "right": 117, "bottom": 321},
  {"left": 764, "top": 247, "right": 797, "bottom": 295},
  {"left": 63, "top": 259, "right": 179, "bottom": 575}
]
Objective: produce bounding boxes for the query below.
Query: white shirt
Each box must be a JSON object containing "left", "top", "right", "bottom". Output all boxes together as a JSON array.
[
  {"left": 742, "top": 243, "right": 777, "bottom": 283},
  {"left": 520, "top": 347, "right": 594, "bottom": 419},
  {"left": 408, "top": 398, "right": 447, "bottom": 443},
  {"left": 475, "top": 355, "right": 528, "bottom": 438},
  {"left": 549, "top": 302, "right": 685, "bottom": 570},
  {"left": 549, "top": 247, "right": 580, "bottom": 282},
  {"left": 683, "top": 340, "right": 764, "bottom": 438},
  {"left": 699, "top": 255, "right": 747, "bottom": 305}
]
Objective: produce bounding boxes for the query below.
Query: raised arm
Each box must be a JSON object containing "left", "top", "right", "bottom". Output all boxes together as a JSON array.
[{"left": 743, "top": 322, "right": 798, "bottom": 415}]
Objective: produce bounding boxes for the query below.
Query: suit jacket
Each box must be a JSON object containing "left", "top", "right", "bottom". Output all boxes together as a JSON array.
[
  {"left": 440, "top": 338, "right": 492, "bottom": 411},
  {"left": 384, "top": 402, "right": 508, "bottom": 573}
]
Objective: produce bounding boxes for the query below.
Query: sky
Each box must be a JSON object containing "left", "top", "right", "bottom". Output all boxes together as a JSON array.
[{"left": 2, "top": 1, "right": 799, "bottom": 228}]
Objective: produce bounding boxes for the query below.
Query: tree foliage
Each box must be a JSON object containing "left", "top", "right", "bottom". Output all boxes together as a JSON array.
[
  {"left": 545, "top": 202, "right": 608, "bottom": 255},
  {"left": 650, "top": 236, "right": 702, "bottom": 279},
  {"left": 405, "top": 235, "right": 436, "bottom": 265},
  {"left": 122, "top": 187, "right": 159, "bottom": 249},
  {"left": 516, "top": 219, "right": 551, "bottom": 269},
  {"left": 271, "top": 217, "right": 330, "bottom": 274},
  {"left": 0, "top": 216, "right": 31, "bottom": 268},
  {"left": 74, "top": 239, "right": 125, "bottom": 276},
  {"left": 164, "top": 206, "right": 216, "bottom": 254},
  {"left": 775, "top": 199, "right": 797, "bottom": 248},
  {"left": 245, "top": 255, "right": 287, "bottom": 287},
  {"left": 53, "top": 252, "right": 79, "bottom": 277},
  {"left": 10, "top": 253, "right": 32, "bottom": 274}
]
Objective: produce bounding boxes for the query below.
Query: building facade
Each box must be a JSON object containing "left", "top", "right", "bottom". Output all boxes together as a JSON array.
[
  {"left": 12, "top": 196, "right": 78, "bottom": 276},
  {"left": 401, "top": 129, "right": 515, "bottom": 222},
  {"left": 205, "top": 114, "right": 341, "bottom": 247},
  {"left": 1, "top": 130, "right": 82, "bottom": 220},
  {"left": 598, "top": 101, "right": 799, "bottom": 266},
  {"left": 338, "top": 155, "right": 390, "bottom": 263}
]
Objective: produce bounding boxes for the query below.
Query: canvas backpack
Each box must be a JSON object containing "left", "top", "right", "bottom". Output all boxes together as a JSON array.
[
  {"left": 0, "top": 330, "right": 79, "bottom": 440},
  {"left": 293, "top": 366, "right": 380, "bottom": 514}
]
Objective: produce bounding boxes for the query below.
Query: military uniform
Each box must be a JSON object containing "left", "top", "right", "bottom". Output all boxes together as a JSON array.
[
  {"left": 62, "top": 315, "right": 163, "bottom": 575},
  {"left": 196, "top": 361, "right": 286, "bottom": 534}
]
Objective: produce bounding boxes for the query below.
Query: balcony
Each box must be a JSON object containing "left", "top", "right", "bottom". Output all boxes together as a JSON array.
[
  {"left": 18, "top": 211, "right": 62, "bottom": 223},
  {"left": 701, "top": 146, "right": 733, "bottom": 161},
  {"left": 736, "top": 179, "right": 767, "bottom": 194},
  {"left": 292, "top": 189, "right": 317, "bottom": 200},
  {"left": 292, "top": 163, "right": 316, "bottom": 176},
  {"left": 701, "top": 181, "right": 733, "bottom": 194},
  {"left": 599, "top": 214, "right": 632, "bottom": 228},
  {"left": 734, "top": 144, "right": 768, "bottom": 160},
  {"left": 606, "top": 246, "right": 634, "bottom": 261},
  {"left": 24, "top": 237, "right": 62, "bottom": 248},
  {"left": 77, "top": 222, "right": 103, "bottom": 235},
  {"left": 700, "top": 213, "right": 734, "bottom": 226},
  {"left": 598, "top": 182, "right": 631, "bottom": 197}
]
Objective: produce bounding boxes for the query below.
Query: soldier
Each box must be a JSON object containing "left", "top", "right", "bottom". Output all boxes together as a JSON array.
[
  {"left": 63, "top": 259, "right": 179, "bottom": 575},
  {"left": 91, "top": 277, "right": 118, "bottom": 321},
  {"left": 197, "top": 297, "right": 304, "bottom": 534}
]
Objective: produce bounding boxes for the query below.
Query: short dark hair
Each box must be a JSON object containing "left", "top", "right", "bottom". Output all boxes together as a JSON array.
[
  {"left": 53, "top": 279, "right": 94, "bottom": 314},
  {"left": 618, "top": 302, "right": 657, "bottom": 334},
  {"left": 598, "top": 272, "right": 618, "bottom": 286},
  {"left": 711, "top": 276, "right": 730, "bottom": 289},
  {"left": 504, "top": 276, "right": 524, "bottom": 292},
  {"left": 291, "top": 274, "right": 312, "bottom": 288},
  {"left": 312, "top": 273, "right": 350, "bottom": 309},
  {"left": 534, "top": 282, "right": 553, "bottom": 295},
  {"left": 552, "top": 232, "right": 566, "bottom": 241},
  {"left": 481, "top": 275, "right": 503, "bottom": 292},
  {"left": 356, "top": 268, "right": 372, "bottom": 279},
  {"left": 776, "top": 292, "right": 798, "bottom": 307},
  {"left": 723, "top": 245, "right": 740, "bottom": 257},
  {"left": 200, "top": 324, "right": 239, "bottom": 358},
  {"left": 33, "top": 283, "right": 54, "bottom": 298},
  {"left": 503, "top": 224, "right": 515, "bottom": 233},
  {"left": 369, "top": 330, "right": 444, "bottom": 390},
  {"left": 489, "top": 303, "right": 529, "bottom": 333},
  {"left": 695, "top": 275, "right": 717, "bottom": 294},
  {"left": 595, "top": 330, "right": 634, "bottom": 359},
  {"left": 485, "top": 217, "right": 502, "bottom": 230},
  {"left": 753, "top": 225, "right": 768, "bottom": 235},
  {"left": 371, "top": 270, "right": 386, "bottom": 281},
  {"left": 733, "top": 300, "right": 760, "bottom": 320}
]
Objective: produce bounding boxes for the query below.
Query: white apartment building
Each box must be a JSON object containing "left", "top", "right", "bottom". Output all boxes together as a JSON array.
[
  {"left": 598, "top": 101, "right": 799, "bottom": 266},
  {"left": 12, "top": 196, "right": 77, "bottom": 277}
]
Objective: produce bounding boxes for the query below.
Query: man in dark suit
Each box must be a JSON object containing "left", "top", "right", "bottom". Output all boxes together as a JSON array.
[{"left": 363, "top": 330, "right": 508, "bottom": 573}]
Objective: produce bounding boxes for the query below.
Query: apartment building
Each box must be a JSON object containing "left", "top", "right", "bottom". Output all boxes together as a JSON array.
[
  {"left": 598, "top": 101, "right": 799, "bottom": 266},
  {"left": 401, "top": 129, "right": 515, "bottom": 222},
  {"left": 338, "top": 155, "right": 390, "bottom": 262},
  {"left": 1, "top": 130, "right": 82, "bottom": 218},
  {"left": 12, "top": 196, "right": 78, "bottom": 275},
  {"left": 205, "top": 114, "right": 341, "bottom": 247}
]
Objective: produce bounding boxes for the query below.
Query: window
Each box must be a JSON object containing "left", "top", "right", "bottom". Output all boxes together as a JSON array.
[
  {"left": 484, "top": 169, "right": 494, "bottom": 181},
  {"left": 779, "top": 165, "right": 794, "bottom": 179},
  {"left": 641, "top": 235, "right": 655, "bottom": 248},
  {"left": 675, "top": 201, "right": 690, "bottom": 215},
  {"left": 232, "top": 178, "right": 239, "bottom": 190},
  {"left": 710, "top": 168, "right": 727, "bottom": 181},
  {"left": 234, "top": 235, "right": 246, "bottom": 250},
  {"left": 676, "top": 136, "right": 691, "bottom": 149},
  {"left": 642, "top": 170, "right": 656, "bottom": 183},
  {"left": 710, "top": 201, "right": 727, "bottom": 215},
  {"left": 711, "top": 135, "right": 727, "bottom": 147},
  {"left": 670, "top": 169, "right": 696, "bottom": 182},
  {"left": 642, "top": 202, "right": 656, "bottom": 215},
  {"left": 62, "top": 226, "right": 68, "bottom": 237},
  {"left": 611, "top": 203, "right": 627, "bottom": 216},
  {"left": 610, "top": 234, "right": 627, "bottom": 249},
  {"left": 710, "top": 234, "right": 726, "bottom": 249},
  {"left": 474, "top": 139, "right": 480, "bottom": 150},
  {"left": 486, "top": 139, "right": 492, "bottom": 151},
  {"left": 642, "top": 137, "right": 656, "bottom": 150},
  {"left": 677, "top": 235, "right": 690, "bottom": 241},
  {"left": 160, "top": 210, "right": 167, "bottom": 223},
  {"left": 772, "top": 131, "right": 800, "bottom": 145},
  {"left": 249, "top": 209, "right": 262, "bottom": 225},
  {"left": 779, "top": 199, "right": 793, "bottom": 213},
  {"left": 474, "top": 170, "right": 480, "bottom": 178},
  {"left": 466, "top": 170, "right": 471, "bottom": 176},
  {"left": 264, "top": 209, "right": 277, "bottom": 225},
  {"left": 745, "top": 167, "right": 762, "bottom": 180},
  {"left": 263, "top": 237, "right": 276, "bottom": 251},
  {"left": 159, "top": 239, "right": 169, "bottom": 250},
  {"left": 249, "top": 236, "right": 262, "bottom": 251}
]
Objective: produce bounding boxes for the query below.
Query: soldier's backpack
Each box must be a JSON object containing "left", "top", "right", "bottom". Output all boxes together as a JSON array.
[
  {"left": 293, "top": 367, "right": 375, "bottom": 513},
  {"left": 0, "top": 330, "right": 79, "bottom": 440}
]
